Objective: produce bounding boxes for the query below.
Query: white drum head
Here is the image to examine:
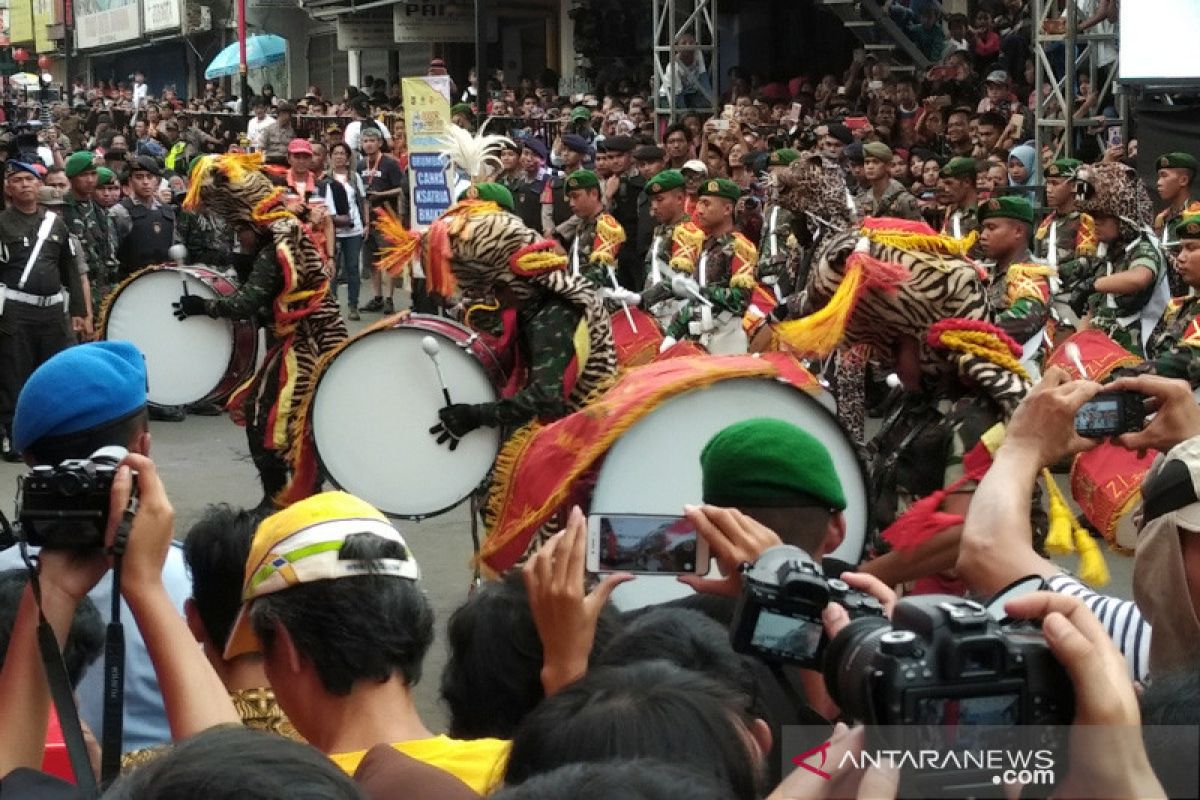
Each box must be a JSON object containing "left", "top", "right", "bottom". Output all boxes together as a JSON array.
[
  {"left": 590, "top": 377, "right": 869, "bottom": 609},
  {"left": 311, "top": 326, "right": 501, "bottom": 518},
  {"left": 105, "top": 270, "right": 234, "bottom": 406}
]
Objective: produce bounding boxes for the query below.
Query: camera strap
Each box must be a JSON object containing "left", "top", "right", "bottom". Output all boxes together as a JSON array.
[
  {"left": 19, "top": 544, "right": 100, "bottom": 799},
  {"left": 99, "top": 527, "right": 130, "bottom": 788}
]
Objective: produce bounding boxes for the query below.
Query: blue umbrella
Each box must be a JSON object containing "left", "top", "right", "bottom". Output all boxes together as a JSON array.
[{"left": 204, "top": 34, "right": 287, "bottom": 80}]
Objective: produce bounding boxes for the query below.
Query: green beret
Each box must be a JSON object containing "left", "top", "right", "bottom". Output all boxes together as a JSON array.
[
  {"left": 95, "top": 166, "right": 116, "bottom": 186},
  {"left": 697, "top": 177, "right": 741, "bottom": 202},
  {"left": 450, "top": 103, "right": 474, "bottom": 118},
  {"left": 768, "top": 148, "right": 801, "bottom": 167},
  {"left": 644, "top": 169, "right": 686, "bottom": 195},
  {"left": 700, "top": 418, "right": 846, "bottom": 510},
  {"left": 458, "top": 182, "right": 514, "bottom": 212},
  {"left": 978, "top": 195, "right": 1035, "bottom": 226},
  {"left": 1157, "top": 152, "right": 1197, "bottom": 173},
  {"left": 570, "top": 107, "right": 591, "bottom": 122},
  {"left": 1177, "top": 213, "right": 1200, "bottom": 241},
  {"left": 940, "top": 156, "right": 977, "bottom": 179},
  {"left": 565, "top": 170, "right": 600, "bottom": 192},
  {"left": 862, "top": 141, "right": 893, "bottom": 162},
  {"left": 1045, "top": 158, "right": 1082, "bottom": 179},
  {"left": 64, "top": 150, "right": 97, "bottom": 178}
]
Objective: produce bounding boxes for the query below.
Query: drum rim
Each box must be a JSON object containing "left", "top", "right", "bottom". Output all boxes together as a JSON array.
[
  {"left": 98, "top": 264, "right": 256, "bottom": 407},
  {"left": 591, "top": 375, "right": 873, "bottom": 568},
  {"left": 309, "top": 312, "right": 503, "bottom": 520}
]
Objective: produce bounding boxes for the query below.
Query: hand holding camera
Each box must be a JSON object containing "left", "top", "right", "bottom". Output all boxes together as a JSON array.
[
  {"left": 1003, "top": 367, "right": 1102, "bottom": 468},
  {"left": 1106, "top": 373, "right": 1200, "bottom": 454}
]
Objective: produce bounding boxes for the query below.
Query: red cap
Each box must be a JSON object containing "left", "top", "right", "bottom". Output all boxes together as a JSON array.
[{"left": 287, "top": 138, "right": 314, "bottom": 155}]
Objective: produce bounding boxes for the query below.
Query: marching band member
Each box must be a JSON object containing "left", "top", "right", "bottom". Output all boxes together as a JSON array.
[
  {"left": 638, "top": 169, "right": 701, "bottom": 328},
  {"left": 550, "top": 170, "right": 627, "bottom": 291},
  {"left": 1036, "top": 158, "right": 1097, "bottom": 337},
  {"left": 976, "top": 196, "right": 1053, "bottom": 351},
  {"left": 1150, "top": 212, "right": 1200, "bottom": 386}
]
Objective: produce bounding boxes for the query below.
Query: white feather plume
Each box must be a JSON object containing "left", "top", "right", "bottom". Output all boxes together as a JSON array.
[{"left": 436, "top": 122, "right": 514, "bottom": 183}]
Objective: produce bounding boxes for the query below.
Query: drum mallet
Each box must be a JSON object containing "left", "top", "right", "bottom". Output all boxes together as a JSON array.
[
  {"left": 421, "top": 336, "right": 454, "bottom": 406},
  {"left": 607, "top": 266, "right": 638, "bottom": 334},
  {"left": 1065, "top": 342, "right": 1088, "bottom": 380}
]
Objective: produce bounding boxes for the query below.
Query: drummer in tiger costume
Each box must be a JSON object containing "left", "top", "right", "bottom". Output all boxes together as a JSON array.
[
  {"left": 1035, "top": 158, "right": 1097, "bottom": 335},
  {"left": 1073, "top": 161, "right": 1169, "bottom": 358},
  {"left": 551, "top": 170, "right": 627, "bottom": 290},
  {"left": 173, "top": 153, "right": 348, "bottom": 507},
  {"left": 1149, "top": 212, "right": 1200, "bottom": 386},
  {"left": 658, "top": 178, "right": 774, "bottom": 352},
  {"left": 976, "top": 196, "right": 1053, "bottom": 352}
]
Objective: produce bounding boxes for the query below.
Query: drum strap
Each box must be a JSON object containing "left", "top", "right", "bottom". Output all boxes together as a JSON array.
[
  {"left": 17, "top": 211, "right": 57, "bottom": 290},
  {"left": 649, "top": 234, "right": 664, "bottom": 285}
]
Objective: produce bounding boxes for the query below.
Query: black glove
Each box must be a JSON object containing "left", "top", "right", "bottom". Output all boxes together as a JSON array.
[
  {"left": 173, "top": 294, "right": 210, "bottom": 321},
  {"left": 770, "top": 303, "right": 790, "bottom": 323},
  {"left": 1067, "top": 277, "right": 1096, "bottom": 318},
  {"left": 429, "top": 404, "right": 484, "bottom": 451}
]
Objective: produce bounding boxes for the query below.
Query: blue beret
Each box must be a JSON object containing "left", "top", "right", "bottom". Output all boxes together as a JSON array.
[
  {"left": 5, "top": 161, "right": 42, "bottom": 180},
  {"left": 520, "top": 135, "right": 548, "bottom": 161},
  {"left": 13, "top": 342, "right": 148, "bottom": 452},
  {"left": 561, "top": 134, "right": 592, "bottom": 155}
]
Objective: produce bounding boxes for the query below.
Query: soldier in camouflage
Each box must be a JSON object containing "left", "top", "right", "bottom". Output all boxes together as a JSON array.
[
  {"left": 638, "top": 169, "right": 697, "bottom": 326},
  {"left": 62, "top": 152, "right": 118, "bottom": 320},
  {"left": 976, "top": 196, "right": 1052, "bottom": 350},
  {"left": 1153, "top": 152, "right": 1200, "bottom": 248},
  {"left": 551, "top": 170, "right": 627, "bottom": 290},
  {"left": 1036, "top": 158, "right": 1098, "bottom": 337},
  {"left": 1150, "top": 213, "right": 1200, "bottom": 386},
  {"left": 177, "top": 206, "right": 236, "bottom": 268},
  {"left": 855, "top": 142, "right": 922, "bottom": 222},
  {"left": 936, "top": 158, "right": 983, "bottom": 257},
  {"left": 757, "top": 149, "right": 802, "bottom": 299}
]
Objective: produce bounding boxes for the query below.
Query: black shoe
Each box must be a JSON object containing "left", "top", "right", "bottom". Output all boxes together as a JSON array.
[
  {"left": 348, "top": 306, "right": 361, "bottom": 321},
  {"left": 383, "top": 298, "right": 395, "bottom": 315},
  {"left": 148, "top": 404, "right": 187, "bottom": 422},
  {"left": 361, "top": 297, "right": 384, "bottom": 313},
  {"left": 186, "top": 401, "right": 223, "bottom": 416}
]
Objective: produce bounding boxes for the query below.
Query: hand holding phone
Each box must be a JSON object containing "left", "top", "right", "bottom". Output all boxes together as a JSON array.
[{"left": 587, "top": 513, "right": 710, "bottom": 574}]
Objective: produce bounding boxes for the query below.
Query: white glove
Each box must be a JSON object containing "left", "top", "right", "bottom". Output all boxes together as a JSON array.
[
  {"left": 671, "top": 273, "right": 701, "bottom": 300},
  {"left": 603, "top": 287, "right": 642, "bottom": 307},
  {"left": 658, "top": 335, "right": 677, "bottom": 353}
]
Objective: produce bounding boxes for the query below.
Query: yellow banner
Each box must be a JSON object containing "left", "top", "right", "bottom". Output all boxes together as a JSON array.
[
  {"left": 9, "top": 0, "right": 34, "bottom": 45},
  {"left": 402, "top": 75, "right": 453, "bottom": 231}
]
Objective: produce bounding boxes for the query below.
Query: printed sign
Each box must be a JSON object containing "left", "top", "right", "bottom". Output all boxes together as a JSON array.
[
  {"left": 402, "top": 76, "right": 454, "bottom": 230},
  {"left": 143, "top": 0, "right": 181, "bottom": 33},
  {"left": 393, "top": 2, "right": 472, "bottom": 44},
  {"left": 74, "top": 0, "right": 139, "bottom": 48}
]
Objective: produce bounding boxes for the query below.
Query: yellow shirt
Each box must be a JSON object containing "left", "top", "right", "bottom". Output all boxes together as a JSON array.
[{"left": 330, "top": 734, "right": 511, "bottom": 795}]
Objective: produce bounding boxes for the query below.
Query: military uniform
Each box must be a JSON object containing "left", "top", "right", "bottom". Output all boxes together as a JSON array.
[
  {"left": 663, "top": 228, "right": 757, "bottom": 342},
  {"left": 608, "top": 171, "right": 647, "bottom": 290},
  {"left": 63, "top": 192, "right": 119, "bottom": 316},
  {"left": 177, "top": 208, "right": 235, "bottom": 267},
  {"left": 1155, "top": 201, "right": 1200, "bottom": 247},
  {"left": 756, "top": 203, "right": 799, "bottom": 299},
  {"left": 854, "top": 179, "right": 922, "bottom": 222},
  {"left": 0, "top": 201, "right": 87, "bottom": 446},
  {"left": 1086, "top": 236, "right": 1168, "bottom": 357},
  {"left": 1151, "top": 295, "right": 1200, "bottom": 387},
  {"left": 989, "top": 261, "right": 1052, "bottom": 345}
]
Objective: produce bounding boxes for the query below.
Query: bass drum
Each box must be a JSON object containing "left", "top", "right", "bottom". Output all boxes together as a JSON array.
[
  {"left": 100, "top": 265, "right": 257, "bottom": 407},
  {"left": 590, "top": 376, "right": 868, "bottom": 609},
  {"left": 309, "top": 314, "right": 505, "bottom": 518}
]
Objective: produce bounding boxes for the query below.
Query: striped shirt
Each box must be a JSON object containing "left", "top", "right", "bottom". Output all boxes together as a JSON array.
[{"left": 1046, "top": 573, "right": 1151, "bottom": 683}]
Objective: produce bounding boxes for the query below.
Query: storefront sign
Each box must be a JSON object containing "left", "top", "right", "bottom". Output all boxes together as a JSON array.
[
  {"left": 143, "top": 0, "right": 181, "bottom": 33},
  {"left": 9, "top": 0, "right": 35, "bottom": 45},
  {"left": 393, "top": 2, "right": 473, "bottom": 44},
  {"left": 403, "top": 76, "right": 454, "bottom": 230},
  {"left": 336, "top": 9, "right": 393, "bottom": 50},
  {"left": 74, "top": 0, "right": 139, "bottom": 49},
  {"left": 34, "top": 0, "right": 61, "bottom": 53}
]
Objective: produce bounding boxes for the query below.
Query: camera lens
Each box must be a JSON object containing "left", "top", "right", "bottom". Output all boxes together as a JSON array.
[
  {"left": 822, "top": 615, "right": 891, "bottom": 721},
  {"left": 51, "top": 471, "right": 90, "bottom": 496}
]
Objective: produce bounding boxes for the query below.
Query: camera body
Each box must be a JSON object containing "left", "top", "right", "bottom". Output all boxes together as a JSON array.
[
  {"left": 1074, "top": 390, "right": 1146, "bottom": 438},
  {"left": 823, "top": 594, "right": 1073, "bottom": 727},
  {"left": 15, "top": 447, "right": 129, "bottom": 550},
  {"left": 730, "top": 544, "right": 884, "bottom": 668}
]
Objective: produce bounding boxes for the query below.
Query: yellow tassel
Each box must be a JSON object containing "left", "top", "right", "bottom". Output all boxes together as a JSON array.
[
  {"left": 589, "top": 214, "right": 626, "bottom": 267},
  {"left": 1042, "top": 468, "right": 1075, "bottom": 556},
  {"left": 515, "top": 251, "right": 569, "bottom": 275},
  {"left": 1074, "top": 524, "right": 1110, "bottom": 587},
  {"left": 670, "top": 223, "right": 705, "bottom": 274},
  {"left": 864, "top": 228, "right": 977, "bottom": 259},
  {"left": 730, "top": 271, "right": 757, "bottom": 291},
  {"left": 775, "top": 260, "right": 865, "bottom": 357}
]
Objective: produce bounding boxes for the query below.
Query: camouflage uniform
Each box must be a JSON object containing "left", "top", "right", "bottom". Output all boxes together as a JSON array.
[
  {"left": 1150, "top": 295, "right": 1200, "bottom": 387},
  {"left": 640, "top": 214, "right": 694, "bottom": 310},
  {"left": 1154, "top": 200, "right": 1200, "bottom": 247},
  {"left": 62, "top": 193, "right": 118, "bottom": 317},
  {"left": 854, "top": 179, "right": 922, "bottom": 222},
  {"left": 664, "top": 230, "right": 755, "bottom": 341},
  {"left": 756, "top": 204, "right": 799, "bottom": 298},
  {"left": 1035, "top": 210, "right": 1098, "bottom": 288},
  {"left": 556, "top": 212, "right": 625, "bottom": 289},
  {"left": 988, "top": 260, "right": 1052, "bottom": 345},
  {"left": 940, "top": 203, "right": 984, "bottom": 260},
  {"left": 177, "top": 208, "right": 235, "bottom": 267},
  {"left": 1086, "top": 237, "right": 1168, "bottom": 356}
]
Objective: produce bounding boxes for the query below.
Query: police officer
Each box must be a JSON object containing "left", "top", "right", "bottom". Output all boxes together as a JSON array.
[
  {"left": 600, "top": 135, "right": 646, "bottom": 290},
  {"left": 110, "top": 155, "right": 178, "bottom": 279},
  {"left": 0, "top": 161, "right": 87, "bottom": 460},
  {"left": 632, "top": 144, "right": 666, "bottom": 262}
]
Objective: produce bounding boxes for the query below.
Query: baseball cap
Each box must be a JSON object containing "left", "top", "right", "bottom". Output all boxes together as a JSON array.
[
  {"left": 224, "top": 491, "right": 421, "bottom": 660},
  {"left": 681, "top": 159, "right": 708, "bottom": 175},
  {"left": 985, "top": 70, "right": 1009, "bottom": 85},
  {"left": 287, "top": 138, "right": 314, "bottom": 155}
]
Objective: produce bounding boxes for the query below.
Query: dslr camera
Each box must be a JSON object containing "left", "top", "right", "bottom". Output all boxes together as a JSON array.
[
  {"left": 12, "top": 447, "right": 130, "bottom": 550},
  {"left": 730, "top": 545, "right": 884, "bottom": 668},
  {"left": 823, "top": 594, "right": 1073, "bottom": 727}
]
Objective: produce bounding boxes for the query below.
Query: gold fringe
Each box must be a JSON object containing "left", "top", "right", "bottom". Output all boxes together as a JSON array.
[
  {"left": 865, "top": 228, "right": 978, "bottom": 258},
  {"left": 775, "top": 260, "right": 867, "bottom": 357},
  {"left": 730, "top": 271, "right": 757, "bottom": 291}
]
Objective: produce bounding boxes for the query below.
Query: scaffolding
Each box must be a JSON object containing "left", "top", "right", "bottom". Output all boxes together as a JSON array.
[
  {"left": 652, "top": 0, "right": 719, "bottom": 124},
  {"left": 1032, "top": 0, "right": 1128, "bottom": 181}
]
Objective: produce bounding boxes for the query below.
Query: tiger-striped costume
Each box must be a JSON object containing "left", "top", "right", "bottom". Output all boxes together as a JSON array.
[{"left": 183, "top": 153, "right": 348, "bottom": 505}]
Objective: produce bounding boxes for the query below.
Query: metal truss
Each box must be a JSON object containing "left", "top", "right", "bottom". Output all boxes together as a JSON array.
[{"left": 652, "top": 0, "right": 719, "bottom": 123}]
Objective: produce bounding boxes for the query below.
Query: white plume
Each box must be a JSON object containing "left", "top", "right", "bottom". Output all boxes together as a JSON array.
[{"left": 436, "top": 122, "right": 514, "bottom": 183}]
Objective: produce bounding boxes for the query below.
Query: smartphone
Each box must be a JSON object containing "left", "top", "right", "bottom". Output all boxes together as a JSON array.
[
  {"left": 1107, "top": 126, "right": 1123, "bottom": 148},
  {"left": 711, "top": 118, "right": 731, "bottom": 131},
  {"left": 722, "top": 104, "right": 735, "bottom": 120},
  {"left": 1074, "top": 391, "right": 1146, "bottom": 438},
  {"left": 1007, "top": 112, "right": 1026, "bottom": 133},
  {"left": 868, "top": 80, "right": 884, "bottom": 91},
  {"left": 790, "top": 102, "right": 803, "bottom": 120},
  {"left": 586, "top": 513, "right": 709, "bottom": 575},
  {"left": 844, "top": 116, "right": 869, "bottom": 131}
]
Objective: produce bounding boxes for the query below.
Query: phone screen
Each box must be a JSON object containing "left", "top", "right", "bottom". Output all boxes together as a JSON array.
[
  {"left": 1107, "top": 126, "right": 1123, "bottom": 147},
  {"left": 1075, "top": 397, "right": 1122, "bottom": 437},
  {"left": 594, "top": 514, "right": 698, "bottom": 573}
]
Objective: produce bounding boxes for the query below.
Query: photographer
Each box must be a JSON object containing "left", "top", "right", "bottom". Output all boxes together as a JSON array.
[{"left": 957, "top": 368, "right": 1200, "bottom": 681}]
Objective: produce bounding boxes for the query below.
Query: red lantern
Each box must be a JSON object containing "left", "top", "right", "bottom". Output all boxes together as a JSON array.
[
  {"left": 37, "top": 54, "right": 52, "bottom": 71},
  {"left": 12, "top": 48, "right": 29, "bottom": 64}
]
